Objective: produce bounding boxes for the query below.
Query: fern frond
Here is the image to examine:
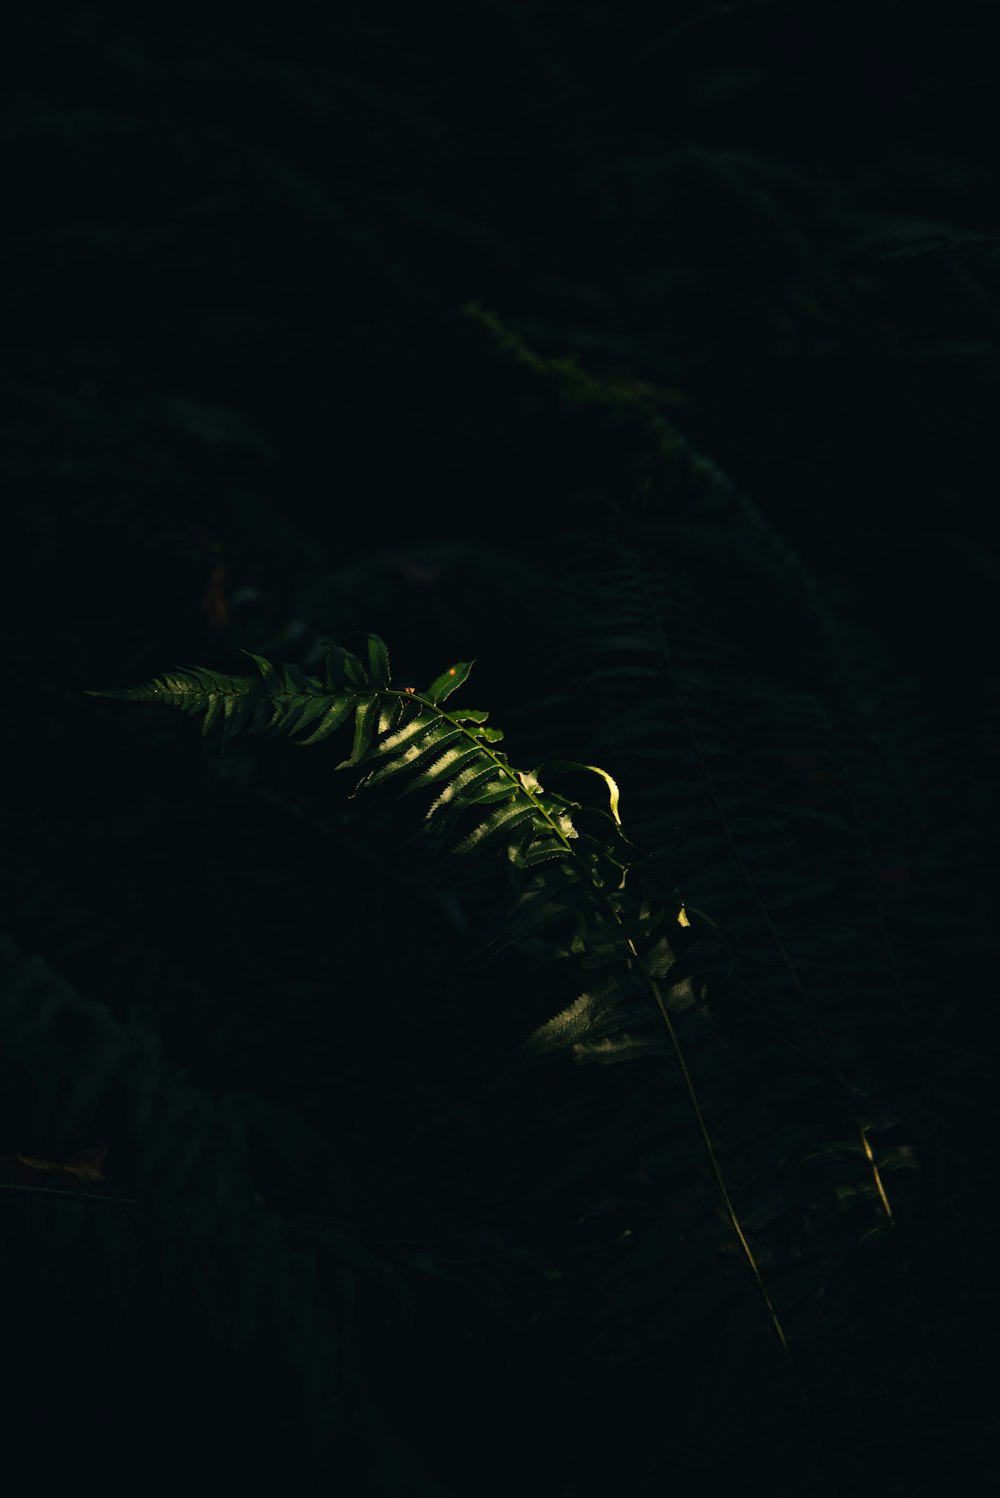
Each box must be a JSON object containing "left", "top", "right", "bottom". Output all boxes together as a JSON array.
[
  {"left": 88, "top": 621, "right": 963, "bottom": 1485},
  {"left": 90, "top": 641, "right": 790, "bottom": 1376},
  {"left": 87, "top": 638, "right": 631, "bottom": 905}
]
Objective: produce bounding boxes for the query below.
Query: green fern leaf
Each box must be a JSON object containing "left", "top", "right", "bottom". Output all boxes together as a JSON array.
[
  {"left": 425, "top": 660, "right": 474, "bottom": 703},
  {"left": 366, "top": 633, "right": 392, "bottom": 689}
]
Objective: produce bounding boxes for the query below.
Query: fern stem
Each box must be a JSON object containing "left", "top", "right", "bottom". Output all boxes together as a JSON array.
[
  {"left": 639, "top": 961, "right": 837, "bottom": 1495},
  {"left": 642, "top": 967, "right": 793, "bottom": 1354}
]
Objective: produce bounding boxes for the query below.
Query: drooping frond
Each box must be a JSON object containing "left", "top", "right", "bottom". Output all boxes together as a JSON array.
[
  {"left": 87, "top": 637, "right": 632, "bottom": 899},
  {"left": 89, "top": 633, "right": 825, "bottom": 1454},
  {"left": 86, "top": 618, "right": 976, "bottom": 1490}
]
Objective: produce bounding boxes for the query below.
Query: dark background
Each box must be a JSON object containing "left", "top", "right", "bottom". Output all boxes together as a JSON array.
[{"left": 1, "top": 1, "right": 997, "bottom": 1493}]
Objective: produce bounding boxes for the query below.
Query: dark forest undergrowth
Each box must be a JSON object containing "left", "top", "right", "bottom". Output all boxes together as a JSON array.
[{"left": 2, "top": 2, "right": 998, "bottom": 1493}]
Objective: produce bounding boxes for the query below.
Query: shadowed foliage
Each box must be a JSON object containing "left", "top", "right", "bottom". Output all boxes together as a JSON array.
[{"left": 2, "top": 1, "right": 998, "bottom": 1494}]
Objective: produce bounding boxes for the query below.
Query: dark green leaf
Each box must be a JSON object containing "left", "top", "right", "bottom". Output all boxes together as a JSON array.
[
  {"left": 425, "top": 661, "right": 474, "bottom": 703},
  {"left": 366, "top": 634, "right": 392, "bottom": 689},
  {"left": 337, "top": 697, "right": 378, "bottom": 769}
]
